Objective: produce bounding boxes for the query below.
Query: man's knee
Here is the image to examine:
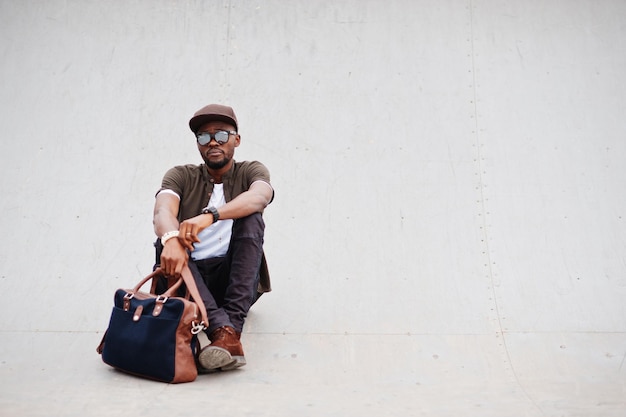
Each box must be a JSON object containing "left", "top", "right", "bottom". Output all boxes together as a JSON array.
[{"left": 232, "top": 212, "right": 265, "bottom": 239}]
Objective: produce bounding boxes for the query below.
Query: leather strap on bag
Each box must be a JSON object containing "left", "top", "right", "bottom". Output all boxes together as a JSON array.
[{"left": 178, "top": 266, "right": 209, "bottom": 329}]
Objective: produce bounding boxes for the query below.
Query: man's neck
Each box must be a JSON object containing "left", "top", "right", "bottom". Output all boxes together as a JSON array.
[{"left": 206, "top": 162, "right": 233, "bottom": 184}]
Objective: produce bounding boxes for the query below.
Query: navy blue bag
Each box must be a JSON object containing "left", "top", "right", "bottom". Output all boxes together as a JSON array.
[{"left": 97, "top": 267, "right": 208, "bottom": 383}]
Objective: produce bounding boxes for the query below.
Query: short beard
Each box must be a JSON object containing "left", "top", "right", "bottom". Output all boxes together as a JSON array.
[{"left": 205, "top": 157, "right": 231, "bottom": 170}]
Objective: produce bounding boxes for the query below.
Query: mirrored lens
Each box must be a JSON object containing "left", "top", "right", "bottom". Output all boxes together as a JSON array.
[
  {"left": 197, "top": 131, "right": 230, "bottom": 145},
  {"left": 214, "top": 131, "right": 229, "bottom": 143}
]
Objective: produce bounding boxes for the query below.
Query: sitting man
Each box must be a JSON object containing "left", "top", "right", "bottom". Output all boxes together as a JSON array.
[{"left": 153, "top": 103, "right": 273, "bottom": 372}]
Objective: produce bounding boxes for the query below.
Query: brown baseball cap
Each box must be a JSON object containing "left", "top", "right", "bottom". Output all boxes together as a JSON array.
[{"left": 189, "top": 104, "right": 238, "bottom": 133}]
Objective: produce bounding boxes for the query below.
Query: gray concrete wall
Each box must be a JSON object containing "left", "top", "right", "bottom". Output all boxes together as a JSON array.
[{"left": 1, "top": 1, "right": 625, "bottom": 415}]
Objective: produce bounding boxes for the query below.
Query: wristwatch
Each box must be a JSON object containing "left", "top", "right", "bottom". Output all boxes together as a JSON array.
[{"left": 201, "top": 206, "right": 220, "bottom": 224}]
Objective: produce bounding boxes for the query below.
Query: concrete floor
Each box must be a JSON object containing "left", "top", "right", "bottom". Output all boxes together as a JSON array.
[{"left": 1, "top": 1, "right": 625, "bottom": 416}]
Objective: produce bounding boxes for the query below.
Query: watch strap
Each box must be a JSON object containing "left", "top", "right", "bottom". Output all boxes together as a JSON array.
[{"left": 202, "top": 206, "right": 220, "bottom": 223}]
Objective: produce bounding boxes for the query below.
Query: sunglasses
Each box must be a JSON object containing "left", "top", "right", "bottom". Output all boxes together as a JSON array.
[{"left": 196, "top": 130, "right": 237, "bottom": 146}]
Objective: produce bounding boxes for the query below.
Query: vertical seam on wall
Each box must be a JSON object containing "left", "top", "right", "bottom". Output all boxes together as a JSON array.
[
  {"left": 468, "top": 2, "right": 543, "bottom": 412},
  {"left": 468, "top": 3, "right": 499, "bottom": 330},
  {"left": 469, "top": 0, "right": 510, "bottom": 386},
  {"left": 225, "top": 0, "right": 232, "bottom": 73},
  {"left": 469, "top": 1, "right": 501, "bottom": 343},
  {"left": 219, "top": 0, "right": 233, "bottom": 99}
]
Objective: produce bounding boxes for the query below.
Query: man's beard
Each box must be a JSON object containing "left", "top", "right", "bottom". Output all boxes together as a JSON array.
[{"left": 205, "top": 156, "right": 231, "bottom": 170}]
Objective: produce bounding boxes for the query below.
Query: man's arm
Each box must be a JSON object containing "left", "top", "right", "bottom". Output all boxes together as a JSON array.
[
  {"left": 153, "top": 192, "right": 189, "bottom": 277},
  {"left": 177, "top": 181, "right": 273, "bottom": 251},
  {"left": 218, "top": 180, "right": 274, "bottom": 220}
]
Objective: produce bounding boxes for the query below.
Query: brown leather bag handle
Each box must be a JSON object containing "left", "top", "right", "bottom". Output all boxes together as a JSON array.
[
  {"left": 132, "top": 268, "right": 183, "bottom": 297},
  {"left": 179, "top": 266, "right": 209, "bottom": 328},
  {"left": 130, "top": 267, "right": 209, "bottom": 330}
]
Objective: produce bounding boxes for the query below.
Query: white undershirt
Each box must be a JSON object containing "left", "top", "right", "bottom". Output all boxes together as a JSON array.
[{"left": 190, "top": 184, "right": 233, "bottom": 260}]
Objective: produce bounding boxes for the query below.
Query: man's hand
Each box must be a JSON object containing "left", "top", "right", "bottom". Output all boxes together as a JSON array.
[
  {"left": 177, "top": 214, "right": 214, "bottom": 251},
  {"left": 160, "top": 238, "right": 189, "bottom": 277}
]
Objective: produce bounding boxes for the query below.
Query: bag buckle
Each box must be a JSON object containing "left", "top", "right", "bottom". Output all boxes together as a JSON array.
[
  {"left": 123, "top": 293, "right": 134, "bottom": 311},
  {"left": 152, "top": 295, "right": 168, "bottom": 317}
]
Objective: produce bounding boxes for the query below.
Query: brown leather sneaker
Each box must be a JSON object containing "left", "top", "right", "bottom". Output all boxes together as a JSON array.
[{"left": 198, "top": 326, "right": 246, "bottom": 371}]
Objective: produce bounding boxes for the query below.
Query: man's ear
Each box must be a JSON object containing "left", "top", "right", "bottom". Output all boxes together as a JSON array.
[{"left": 234, "top": 134, "right": 241, "bottom": 147}]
